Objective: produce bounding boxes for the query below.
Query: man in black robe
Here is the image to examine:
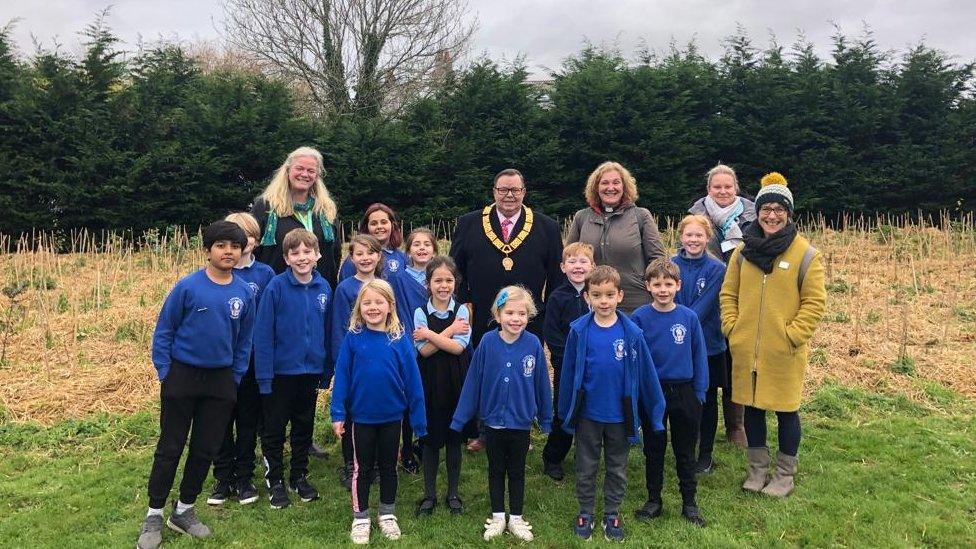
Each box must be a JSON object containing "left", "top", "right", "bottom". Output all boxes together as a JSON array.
[{"left": 450, "top": 168, "right": 564, "bottom": 348}]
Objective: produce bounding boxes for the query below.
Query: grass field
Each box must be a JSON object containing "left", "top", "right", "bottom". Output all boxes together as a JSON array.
[{"left": 1, "top": 215, "right": 975, "bottom": 546}]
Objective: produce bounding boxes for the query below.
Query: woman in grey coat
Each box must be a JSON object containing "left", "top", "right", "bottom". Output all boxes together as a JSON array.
[
  {"left": 567, "top": 161, "right": 665, "bottom": 313},
  {"left": 687, "top": 163, "right": 756, "bottom": 457}
]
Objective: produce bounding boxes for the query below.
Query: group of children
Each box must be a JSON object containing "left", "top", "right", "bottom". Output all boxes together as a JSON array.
[{"left": 138, "top": 206, "right": 729, "bottom": 547}]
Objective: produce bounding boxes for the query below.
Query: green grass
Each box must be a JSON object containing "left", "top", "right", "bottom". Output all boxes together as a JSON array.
[{"left": 1, "top": 386, "right": 974, "bottom": 548}]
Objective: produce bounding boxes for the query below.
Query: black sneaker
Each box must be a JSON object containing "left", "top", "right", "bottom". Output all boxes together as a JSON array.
[
  {"left": 682, "top": 505, "right": 707, "bottom": 528},
  {"left": 416, "top": 496, "right": 436, "bottom": 516},
  {"left": 206, "top": 479, "right": 235, "bottom": 505},
  {"left": 338, "top": 462, "right": 353, "bottom": 491},
  {"left": 237, "top": 479, "right": 259, "bottom": 505},
  {"left": 268, "top": 480, "right": 291, "bottom": 509},
  {"left": 543, "top": 459, "right": 565, "bottom": 481},
  {"left": 635, "top": 500, "right": 663, "bottom": 520},
  {"left": 573, "top": 512, "right": 593, "bottom": 540},
  {"left": 695, "top": 454, "right": 714, "bottom": 475},
  {"left": 445, "top": 494, "right": 464, "bottom": 515},
  {"left": 309, "top": 442, "right": 328, "bottom": 459},
  {"left": 603, "top": 513, "right": 625, "bottom": 542},
  {"left": 289, "top": 475, "right": 320, "bottom": 502}
]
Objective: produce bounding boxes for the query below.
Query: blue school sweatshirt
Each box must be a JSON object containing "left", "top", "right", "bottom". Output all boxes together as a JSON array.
[
  {"left": 338, "top": 248, "right": 409, "bottom": 282},
  {"left": 631, "top": 304, "right": 709, "bottom": 403},
  {"left": 151, "top": 269, "right": 256, "bottom": 384},
  {"left": 558, "top": 312, "right": 665, "bottom": 442},
  {"left": 450, "top": 330, "right": 553, "bottom": 433},
  {"left": 234, "top": 257, "right": 276, "bottom": 306},
  {"left": 391, "top": 265, "right": 427, "bottom": 334},
  {"left": 673, "top": 250, "right": 727, "bottom": 356},
  {"left": 254, "top": 269, "right": 333, "bottom": 394},
  {"left": 581, "top": 319, "right": 627, "bottom": 423},
  {"left": 330, "top": 328, "right": 427, "bottom": 437},
  {"left": 542, "top": 279, "right": 588, "bottom": 363},
  {"left": 329, "top": 276, "right": 364, "bottom": 363}
]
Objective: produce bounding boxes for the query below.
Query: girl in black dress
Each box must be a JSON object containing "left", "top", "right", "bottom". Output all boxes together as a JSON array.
[{"left": 411, "top": 256, "right": 472, "bottom": 515}]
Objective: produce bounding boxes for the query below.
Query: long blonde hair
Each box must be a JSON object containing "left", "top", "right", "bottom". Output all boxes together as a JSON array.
[
  {"left": 261, "top": 146, "right": 338, "bottom": 222},
  {"left": 348, "top": 279, "right": 404, "bottom": 340}
]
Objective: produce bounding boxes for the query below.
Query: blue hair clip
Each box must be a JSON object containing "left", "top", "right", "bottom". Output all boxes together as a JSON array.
[{"left": 495, "top": 289, "right": 510, "bottom": 309}]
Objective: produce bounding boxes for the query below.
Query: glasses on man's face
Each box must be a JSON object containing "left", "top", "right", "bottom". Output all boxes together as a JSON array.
[
  {"left": 759, "top": 206, "right": 788, "bottom": 215},
  {"left": 494, "top": 187, "right": 525, "bottom": 197}
]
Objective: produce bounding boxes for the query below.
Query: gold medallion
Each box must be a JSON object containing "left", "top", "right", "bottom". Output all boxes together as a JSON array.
[
  {"left": 502, "top": 257, "right": 514, "bottom": 271},
  {"left": 482, "top": 205, "right": 533, "bottom": 272}
]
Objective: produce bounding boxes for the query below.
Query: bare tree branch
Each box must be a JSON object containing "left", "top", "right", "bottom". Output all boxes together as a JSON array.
[{"left": 222, "top": 0, "right": 476, "bottom": 117}]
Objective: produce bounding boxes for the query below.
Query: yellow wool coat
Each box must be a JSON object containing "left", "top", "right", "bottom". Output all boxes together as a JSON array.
[{"left": 720, "top": 235, "right": 827, "bottom": 412}]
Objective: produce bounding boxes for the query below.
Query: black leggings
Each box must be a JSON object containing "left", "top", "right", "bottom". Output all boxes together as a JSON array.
[
  {"left": 422, "top": 442, "right": 462, "bottom": 498},
  {"left": 743, "top": 406, "right": 801, "bottom": 456},
  {"left": 351, "top": 421, "right": 400, "bottom": 518},
  {"left": 484, "top": 428, "right": 529, "bottom": 515}
]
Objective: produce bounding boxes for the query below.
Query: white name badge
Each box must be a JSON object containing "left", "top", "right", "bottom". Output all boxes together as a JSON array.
[
  {"left": 721, "top": 240, "right": 738, "bottom": 253},
  {"left": 778, "top": 261, "right": 790, "bottom": 270}
]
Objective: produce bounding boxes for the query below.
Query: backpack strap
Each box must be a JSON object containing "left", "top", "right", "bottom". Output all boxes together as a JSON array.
[{"left": 734, "top": 244, "right": 816, "bottom": 291}]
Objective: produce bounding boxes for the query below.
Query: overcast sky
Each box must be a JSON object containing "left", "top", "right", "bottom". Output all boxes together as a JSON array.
[{"left": 2, "top": 1, "right": 975, "bottom": 75}]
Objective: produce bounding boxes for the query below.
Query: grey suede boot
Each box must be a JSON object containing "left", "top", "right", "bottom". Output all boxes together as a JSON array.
[
  {"left": 742, "top": 447, "right": 770, "bottom": 492},
  {"left": 761, "top": 452, "right": 798, "bottom": 497}
]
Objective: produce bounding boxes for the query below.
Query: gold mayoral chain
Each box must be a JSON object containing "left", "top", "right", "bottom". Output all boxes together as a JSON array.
[{"left": 482, "top": 205, "right": 534, "bottom": 271}]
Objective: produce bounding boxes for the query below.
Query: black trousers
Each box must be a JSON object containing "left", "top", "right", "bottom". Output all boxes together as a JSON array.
[
  {"left": 212, "top": 360, "right": 262, "bottom": 483},
  {"left": 147, "top": 361, "right": 237, "bottom": 509},
  {"left": 698, "top": 352, "right": 728, "bottom": 459},
  {"left": 743, "top": 406, "right": 802, "bottom": 456},
  {"left": 401, "top": 412, "right": 416, "bottom": 464},
  {"left": 641, "top": 382, "right": 701, "bottom": 506},
  {"left": 261, "top": 374, "right": 318, "bottom": 484},
  {"left": 351, "top": 421, "right": 400, "bottom": 517},
  {"left": 542, "top": 353, "right": 573, "bottom": 464},
  {"left": 485, "top": 427, "right": 530, "bottom": 515}
]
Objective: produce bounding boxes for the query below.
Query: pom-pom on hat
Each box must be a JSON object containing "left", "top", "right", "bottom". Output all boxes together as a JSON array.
[{"left": 754, "top": 172, "right": 794, "bottom": 214}]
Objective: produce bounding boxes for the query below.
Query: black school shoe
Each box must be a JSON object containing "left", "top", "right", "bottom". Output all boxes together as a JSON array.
[
  {"left": 289, "top": 475, "right": 320, "bottom": 502},
  {"left": 543, "top": 459, "right": 565, "bottom": 481},
  {"left": 206, "top": 479, "right": 235, "bottom": 505},
  {"left": 445, "top": 494, "right": 464, "bottom": 515},
  {"left": 635, "top": 500, "right": 663, "bottom": 520},
  {"left": 416, "top": 496, "right": 436, "bottom": 516},
  {"left": 401, "top": 457, "right": 420, "bottom": 475},
  {"left": 682, "top": 505, "right": 707, "bottom": 527},
  {"left": 695, "top": 454, "right": 715, "bottom": 475}
]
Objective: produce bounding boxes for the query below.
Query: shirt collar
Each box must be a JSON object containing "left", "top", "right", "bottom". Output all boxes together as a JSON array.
[
  {"left": 426, "top": 298, "right": 457, "bottom": 315},
  {"left": 234, "top": 256, "right": 256, "bottom": 270},
  {"left": 496, "top": 208, "right": 521, "bottom": 227}
]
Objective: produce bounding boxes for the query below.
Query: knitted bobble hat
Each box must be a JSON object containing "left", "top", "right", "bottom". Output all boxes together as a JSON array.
[{"left": 754, "top": 172, "right": 794, "bottom": 214}]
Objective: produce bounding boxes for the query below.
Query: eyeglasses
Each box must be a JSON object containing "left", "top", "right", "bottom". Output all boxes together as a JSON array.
[
  {"left": 759, "top": 206, "right": 788, "bottom": 215},
  {"left": 494, "top": 187, "right": 525, "bottom": 197}
]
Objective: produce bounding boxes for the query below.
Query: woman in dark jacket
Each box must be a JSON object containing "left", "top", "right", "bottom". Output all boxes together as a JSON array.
[
  {"left": 566, "top": 161, "right": 665, "bottom": 313},
  {"left": 251, "top": 146, "right": 341, "bottom": 287}
]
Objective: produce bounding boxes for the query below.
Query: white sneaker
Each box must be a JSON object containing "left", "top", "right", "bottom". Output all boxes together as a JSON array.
[
  {"left": 483, "top": 515, "right": 506, "bottom": 541},
  {"left": 507, "top": 516, "right": 534, "bottom": 542},
  {"left": 350, "top": 518, "right": 371, "bottom": 545},
  {"left": 378, "top": 514, "right": 401, "bottom": 540}
]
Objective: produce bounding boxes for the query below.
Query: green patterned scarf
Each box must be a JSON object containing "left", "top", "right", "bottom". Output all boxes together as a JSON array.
[{"left": 260, "top": 197, "right": 335, "bottom": 246}]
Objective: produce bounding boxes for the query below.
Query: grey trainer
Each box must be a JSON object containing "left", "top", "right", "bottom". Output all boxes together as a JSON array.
[
  {"left": 136, "top": 514, "right": 163, "bottom": 549},
  {"left": 166, "top": 503, "right": 212, "bottom": 539}
]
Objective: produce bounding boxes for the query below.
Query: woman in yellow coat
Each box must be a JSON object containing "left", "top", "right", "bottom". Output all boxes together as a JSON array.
[{"left": 720, "top": 173, "right": 826, "bottom": 497}]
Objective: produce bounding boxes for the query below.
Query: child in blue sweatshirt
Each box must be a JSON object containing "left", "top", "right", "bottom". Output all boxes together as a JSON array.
[
  {"left": 330, "top": 234, "right": 383, "bottom": 489},
  {"left": 337, "top": 203, "right": 409, "bottom": 282},
  {"left": 330, "top": 279, "right": 427, "bottom": 544},
  {"left": 254, "top": 228, "right": 332, "bottom": 509},
  {"left": 208, "top": 213, "right": 276, "bottom": 507},
  {"left": 541, "top": 242, "right": 594, "bottom": 481},
  {"left": 631, "top": 258, "right": 709, "bottom": 527},
  {"left": 558, "top": 266, "right": 665, "bottom": 542},
  {"left": 391, "top": 227, "right": 438, "bottom": 474},
  {"left": 673, "top": 215, "right": 728, "bottom": 475},
  {"left": 139, "top": 221, "right": 255, "bottom": 549},
  {"left": 451, "top": 285, "right": 552, "bottom": 542}
]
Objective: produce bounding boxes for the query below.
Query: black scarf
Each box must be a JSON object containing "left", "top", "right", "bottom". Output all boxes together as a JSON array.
[{"left": 740, "top": 221, "right": 798, "bottom": 274}]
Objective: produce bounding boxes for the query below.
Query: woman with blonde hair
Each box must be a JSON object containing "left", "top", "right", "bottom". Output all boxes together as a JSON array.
[
  {"left": 251, "top": 146, "right": 341, "bottom": 286},
  {"left": 566, "top": 161, "right": 665, "bottom": 313}
]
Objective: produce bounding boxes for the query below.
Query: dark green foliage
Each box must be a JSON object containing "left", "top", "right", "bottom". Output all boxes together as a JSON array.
[{"left": 0, "top": 20, "right": 973, "bottom": 234}]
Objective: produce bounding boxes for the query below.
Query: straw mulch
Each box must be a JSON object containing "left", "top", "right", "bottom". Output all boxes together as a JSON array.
[{"left": 1, "top": 218, "right": 974, "bottom": 425}]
